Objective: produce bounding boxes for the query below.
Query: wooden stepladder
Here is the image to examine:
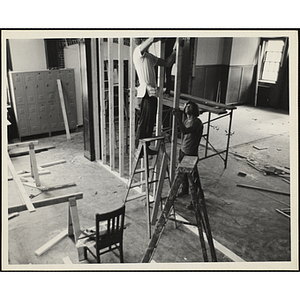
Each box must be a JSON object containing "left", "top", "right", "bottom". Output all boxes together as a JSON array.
[
  {"left": 124, "top": 136, "right": 171, "bottom": 239},
  {"left": 141, "top": 156, "right": 217, "bottom": 263}
]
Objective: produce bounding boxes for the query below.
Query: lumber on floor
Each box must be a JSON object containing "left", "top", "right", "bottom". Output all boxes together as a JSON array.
[
  {"left": 9, "top": 146, "right": 56, "bottom": 157},
  {"left": 237, "top": 183, "right": 290, "bottom": 196},
  {"left": 8, "top": 192, "right": 83, "bottom": 214},
  {"left": 7, "top": 140, "right": 38, "bottom": 150},
  {"left": 7, "top": 153, "right": 35, "bottom": 213}
]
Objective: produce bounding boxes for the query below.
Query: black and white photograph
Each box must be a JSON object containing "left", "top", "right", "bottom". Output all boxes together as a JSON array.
[{"left": 1, "top": 29, "right": 298, "bottom": 273}]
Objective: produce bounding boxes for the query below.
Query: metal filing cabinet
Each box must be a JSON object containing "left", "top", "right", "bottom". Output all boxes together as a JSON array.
[{"left": 9, "top": 69, "right": 77, "bottom": 139}]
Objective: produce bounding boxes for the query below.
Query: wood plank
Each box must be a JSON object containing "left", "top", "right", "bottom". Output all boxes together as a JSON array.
[
  {"left": 68, "top": 197, "right": 85, "bottom": 260},
  {"left": 98, "top": 38, "right": 107, "bottom": 164},
  {"left": 35, "top": 229, "right": 68, "bottom": 256},
  {"left": 237, "top": 183, "right": 290, "bottom": 196},
  {"left": 17, "top": 170, "right": 50, "bottom": 178},
  {"left": 62, "top": 256, "right": 73, "bottom": 264},
  {"left": 156, "top": 41, "right": 165, "bottom": 136},
  {"left": 29, "top": 143, "right": 41, "bottom": 187},
  {"left": 170, "top": 38, "right": 183, "bottom": 182},
  {"left": 108, "top": 38, "right": 115, "bottom": 170},
  {"left": 129, "top": 38, "right": 136, "bottom": 175},
  {"left": 162, "top": 96, "right": 227, "bottom": 115},
  {"left": 57, "top": 79, "right": 71, "bottom": 140},
  {"left": 175, "top": 92, "right": 236, "bottom": 110},
  {"left": 7, "top": 153, "right": 36, "bottom": 213},
  {"left": 9, "top": 146, "right": 56, "bottom": 157},
  {"left": 91, "top": 38, "right": 100, "bottom": 161},
  {"left": 254, "top": 45, "right": 262, "bottom": 107},
  {"left": 118, "top": 38, "right": 125, "bottom": 177},
  {"left": 8, "top": 192, "right": 83, "bottom": 214},
  {"left": 8, "top": 140, "right": 38, "bottom": 150},
  {"left": 40, "top": 182, "right": 76, "bottom": 192},
  {"left": 8, "top": 212, "right": 19, "bottom": 220},
  {"left": 38, "top": 160, "right": 66, "bottom": 168},
  {"left": 151, "top": 153, "right": 168, "bottom": 225}
]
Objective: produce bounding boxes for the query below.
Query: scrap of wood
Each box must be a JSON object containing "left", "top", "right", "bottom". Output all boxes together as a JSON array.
[
  {"left": 22, "top": 182, "right": 39, "bottom": 189},
  {"left": 237, "top": 183, "right": 290, "bottom": 196},
  {"left": 57, "top": 79, "right": 71, "bottom": 140},
  {"left": 9, "top": 146, "right": 56, "bottom": 157},
  {"left": 247, "top": 161, "right": 262, "bottom": 172},
  {"left": 8, "top": 192, "right": 83, "bottom": 214},
  {"left": 62, "top": 256, "right": 73, "bottom": 264},
  {"left": 7, "top": 141, "right": 38, "bottom": 150},
  {"left": 230, "top": 152, "right": 247, "bottom": 159},
  {"left": 35, "top": 229, "right": 68, "bottom": 256},
  {"left": 275, "top": 209, "right": 290, "bottom": 218},
  {"left": 29, "top": 143, "right": 41, "bottom": 187},
  {"left": 253, "top": 145, "right": 268, "bottom": 150},
  {"left": 7, "top": 153, "right": 36, "bottom": 213},
  {"left": 8, "top": 212, "right": 19, "bottom": 220},
  {"left": 282, "top": 178, "right": 290, "bottom": 184},
  {"left": 39, "top": 160, "right": 66, "bottom": 168}
]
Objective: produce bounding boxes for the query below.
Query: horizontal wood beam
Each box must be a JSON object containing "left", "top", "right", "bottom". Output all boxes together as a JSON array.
[
  {"left": 8, "top": 141, "right": 38, "bottom": 150},
  {"left": 9, "top": 146, "right": 55, "bottom": 157},
  {"left": 8, "top": 192, "right": 83, "bottom": 214},
  {"left": 170, "top": 91, "right": 236, "bottom": 110}
]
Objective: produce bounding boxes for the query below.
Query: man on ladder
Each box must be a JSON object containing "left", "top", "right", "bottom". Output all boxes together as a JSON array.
[{"left": 133, "top": 37, "right": 176, "bottom": 155}]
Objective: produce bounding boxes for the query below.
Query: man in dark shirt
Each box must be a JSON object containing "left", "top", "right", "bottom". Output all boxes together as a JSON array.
[{"left": 172, "top": 101, "right": 203, "bottom": 202}]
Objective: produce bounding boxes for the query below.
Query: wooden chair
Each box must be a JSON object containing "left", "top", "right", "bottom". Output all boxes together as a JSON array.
[{"left": 77, "top": 205, "right": 126, "bottom": 263}]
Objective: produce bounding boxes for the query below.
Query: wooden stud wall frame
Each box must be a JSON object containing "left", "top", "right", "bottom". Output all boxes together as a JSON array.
[{"left": 86, "top": 37, "right": 178, "bottom": 183}]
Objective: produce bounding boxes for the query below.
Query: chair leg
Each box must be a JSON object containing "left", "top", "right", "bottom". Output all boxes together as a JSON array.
[
  {"left": 119, "top": 244, "right": 124, "bottom": 263},
  {"left": 84, "top": 247, "right": 87, "bottom": 260}
]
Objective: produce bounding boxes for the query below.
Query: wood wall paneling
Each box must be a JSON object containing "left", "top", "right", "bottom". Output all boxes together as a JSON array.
[
  {"left": 226, "top": 65, "right": 255, "bottom": 105},
  {"left": 191, "top": 65, "right": 228, "bottom": 103}
]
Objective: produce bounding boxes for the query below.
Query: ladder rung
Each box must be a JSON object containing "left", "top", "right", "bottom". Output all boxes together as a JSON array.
[
  {"left": 130, "top": 181, "right": 146, "bottom": 188},
  {"left": 134, "top": 166, "right": 155, "bottom": 174},
  {"left": 126, "top": 193, "right": 146, "bottom": 202}
]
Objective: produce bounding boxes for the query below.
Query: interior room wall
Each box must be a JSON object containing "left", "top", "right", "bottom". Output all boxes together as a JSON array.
[
  {"left": 196, "top": 37, "right": 225, "bottom": 65},
  {"left": 192, "top": 37, "right": 227, "bottom": 102},
  {"left": 225, "top": 37, "right": 260, "bottom": 105},
  {"left": 191, "top": 37, "right": 260, "bottom": 105},
  {"left": 9, "top": 39, "right": 47, "bottom": 71}
]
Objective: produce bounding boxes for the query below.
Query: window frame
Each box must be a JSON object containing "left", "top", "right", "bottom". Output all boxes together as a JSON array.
[{"left": 259, "top": 37, "right": 287, "bottom": 85}]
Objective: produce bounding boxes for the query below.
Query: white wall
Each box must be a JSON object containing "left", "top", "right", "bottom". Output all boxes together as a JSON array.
[
  {"left": 196, "top": 38, "right": 225, "bottom": 65},
  {"left": 64, "top": 44, "right": 83, "bottom": 125},
  {"left": 230, "top": 37, "right": 259, "bottom": 65},
  {"left": 9, "top": 39, "right": 47, "bottom": 71}
]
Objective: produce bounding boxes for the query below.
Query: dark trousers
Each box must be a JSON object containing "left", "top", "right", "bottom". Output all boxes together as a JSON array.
[
  {"left": 178, "top": 150, "right": 199, "bottom": 193},
  {"left": 135, "top": 93, "right": 158, "bottom": 148}
]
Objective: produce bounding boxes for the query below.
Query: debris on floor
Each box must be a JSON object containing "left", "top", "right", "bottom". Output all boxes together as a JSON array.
[
  {"left": 253, "top": 145, "right": 268, "bottom": 150},
  {"left": 275, "top": 208, "right": 290, "bottom": 218},
  {"left": 237, "top": 172, "right": 247, "bottom": 177}
]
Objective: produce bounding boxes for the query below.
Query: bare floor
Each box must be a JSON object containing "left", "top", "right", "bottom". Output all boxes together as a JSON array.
[{"left": 5, "top": 105, "right": 294, "bottom": 270}]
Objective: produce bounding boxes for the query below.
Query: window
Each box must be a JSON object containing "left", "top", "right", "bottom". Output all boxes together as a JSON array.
[{"left": 260, "top": 39, "right": 285, "bottom": 83}]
